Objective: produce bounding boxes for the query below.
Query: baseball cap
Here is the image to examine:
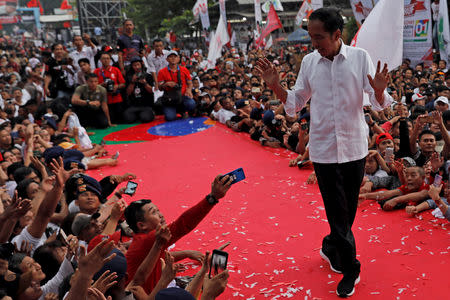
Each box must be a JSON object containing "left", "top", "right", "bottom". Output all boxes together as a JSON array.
[
  {"left": 124, "top": 199, "right": 152, "bottom": 232},
  {"left": 71, "top": 212, "right": 101, "bottom": 236},
  {"left": 63, "top": 159, "right": 86, "bottom": 171},
  {"left": 376, "top": 132, "right": 394, "bottom": 145},
  {"left": 75, "top": 174, "right": 102, "bottom": 197},
  {"left": 434, "top": 96, "right": 449, "bottom": 107},
  {"left": 43, "top": 146, "right": 65, "bottom": 165},
  {"left": 263, "top": 110, "right": 275, "bottom": 126},
  {"left": 93, "top": 248, "right": 127, "bottom": 282},
  {"left": 167, "top": 50, "right": 179, "bottom": 57},
  {"left": 411, "top": 93, "right": 425, "bottom": 102},
  {"left": 235, "top": 99, "right": 250, "bottom": 109},
  {"left": 155, "top": 287, "right": 196, "bottom": 300},
  {"left": 42, "top": 116, "right": 57, "bottom": 130}
]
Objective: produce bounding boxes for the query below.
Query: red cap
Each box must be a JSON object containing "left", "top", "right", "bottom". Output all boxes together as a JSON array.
[{"left": 376, "top": 132, "right": 394, "bottom": 145}]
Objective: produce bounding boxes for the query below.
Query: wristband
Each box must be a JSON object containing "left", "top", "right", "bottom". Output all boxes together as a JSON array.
[{"left": 114, "top": 192, "right": 122, "bottom": 199}]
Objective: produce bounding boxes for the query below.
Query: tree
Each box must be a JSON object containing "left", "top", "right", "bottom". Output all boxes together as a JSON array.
[
  {"left": 126, "top": 0, "right": 197, "bottom": 39},
  {"left": 159, "top": 10, "right": 196, "bottom": 37},
  {"left": 343, "top": 16, "right": 358, "bottom": 45}
]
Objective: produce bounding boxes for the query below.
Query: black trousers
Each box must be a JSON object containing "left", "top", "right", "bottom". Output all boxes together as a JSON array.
[
  {"left": 313, "top": 158, "right": 366, "bottom": 275},
  {"left": 74, "top": 106, "right": 109, "bottom": 129}
]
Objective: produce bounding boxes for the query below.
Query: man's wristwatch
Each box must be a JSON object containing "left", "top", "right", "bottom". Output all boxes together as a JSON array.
[
  {"left": 86, "top": 99, "right": 90, "bottom": 106},
  {"left": 206, "top": 194, "right": 218, "bottom": 205}
]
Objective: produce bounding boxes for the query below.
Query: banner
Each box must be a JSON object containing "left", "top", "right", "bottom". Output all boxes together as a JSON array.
[
  {"left": 403, "top": 0, "right": 433, "bottom": 67},
  {"left": 256, "top": 4, "right": 282, "bottom": 47},
  {"left": 351, "top": 0, "right": 403, "bottom": 71},
  {"left": 193, "top": 0, "right": 210, "bottom": 30},
  {"left": 206, "top": 15, "right": 229, "bottom": 69},
  {"left": 254, "top": 0, "right": 262, "bottom": 34},
  {"left": 437, "top": 0, "right": 450, "bottom": 63},
  {"left": 265, "top": 35, "right": 273, "bottom": 49},
  {"left": 295, "top": 0, "right": 323, "bottom": 26},
  {"left": 350, "top": 0, "right": 379, "bottom": 25},
  {"left": 261, "top": 0, "right": 283, "bottom": 13},
  {"left": 0, "top": 0, "right": 17, "bottom": 15},
  {"left": 219, "top": 0, "right": 226, "bottom": 23}
]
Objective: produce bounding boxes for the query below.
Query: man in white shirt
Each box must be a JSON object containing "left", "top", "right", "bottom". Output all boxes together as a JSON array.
[
  {"left": 147, "top": 38, "right": 169, "bottom": 90},
  {"left": 69, "top": 34, "right": 97, "bottom": 73},
  {"left": 257, "top": 8, "right": 392, "bottom": 297}
]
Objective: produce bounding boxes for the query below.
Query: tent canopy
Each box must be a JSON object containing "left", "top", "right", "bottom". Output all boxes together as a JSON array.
[{"left": 287, "top": 28, "right": 311, "bottom": 42}]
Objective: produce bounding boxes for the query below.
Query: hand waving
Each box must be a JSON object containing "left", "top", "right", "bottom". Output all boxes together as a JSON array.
[{"left": 368, "top": 61, "right": 389, "bottom": 94}]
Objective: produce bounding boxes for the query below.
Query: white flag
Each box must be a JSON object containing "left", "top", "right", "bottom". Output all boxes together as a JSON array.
[
  {"left": 350, "top": 0, "right": 379, "bottom": 25},
  {"left": 265, "top": 35, "right": 273, "bottom": 49},
  {"left": 219, "top": 0, "right": 227, "bottom": 24},
  {"left": 295, "top": 0, "right": 323, "bottom": 26},
  {"left": 262, "top": 0, "right": 283, "bottom": 13},
  {"left": 254, "top": 0, "right": 262, "bottom": 33},
  {"left": 351, "top": 0, "right": 403, "bottom": 71},
  {"left": 438, "top": 0, "right": 450, "bottom": 64},
  {"left": 206, "top": 15, "right": 230, "bottom": 70},
  {"left": 193, "top": 0, "right": 210, "bottom": 30}
]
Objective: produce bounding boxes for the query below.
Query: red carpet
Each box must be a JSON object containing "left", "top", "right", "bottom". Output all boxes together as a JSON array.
[{"left": 87, "top": 124, "right": 449, "bottom": 299}]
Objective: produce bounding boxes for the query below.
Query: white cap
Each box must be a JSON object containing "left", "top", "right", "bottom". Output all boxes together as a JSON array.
[
  {"left": 434, "top": 96, "right": 449, "bottom": 107},
  {"left": 412, "top": 93, "right": 425, "bottom": 102},
  {"left": 167, "top": 50, "right": 179, "bottom": 57}
]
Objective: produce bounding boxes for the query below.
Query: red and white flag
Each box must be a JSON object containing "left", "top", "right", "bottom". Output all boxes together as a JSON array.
[
  {"left": 256, "top": 4, "right": 282, "bottom": 47},
  {"left": 351, "top": 0, "right": 403, "bottom": 71},
  {"left": 206, "top": 15, "right": 230, "bottom": 70},
  {"left": 295, "top": 0, "right": 323, "bottom": 26}
]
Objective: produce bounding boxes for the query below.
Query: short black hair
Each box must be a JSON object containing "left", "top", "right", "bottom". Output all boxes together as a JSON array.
[
  {"left": 13, "top": 166, "right": 35, "bottom": 184},
  {"left": 418, "top": 129, "right": 435, "bottom": 141},
  {"left": 78, "top": 58, "right": 90, "bottom": 66},
  {"left": 124, "top": 199, "right": 152, "bottom": 233},
  {"left": 123, "top": 18, "right": 133, "bottom": 26},
  {"left": 86, "top": 73, "right": 99, "bottom": 81},
  {"left": 153, "top": 38, "right": 163, "bottom": 45},
  {"left": 309, "top": 7, "right": 344, "bottom": 34}
]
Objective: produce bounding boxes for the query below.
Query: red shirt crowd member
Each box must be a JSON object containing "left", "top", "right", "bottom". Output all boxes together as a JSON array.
[
  {"left": 124, "top": 175, "right": 233, "bottom": 294},
  {"left": 94, "top": 52, "right": 125, "bottom": 104},
  {"left": 157, "top": 51, "right": 192, "bottom": 97}
]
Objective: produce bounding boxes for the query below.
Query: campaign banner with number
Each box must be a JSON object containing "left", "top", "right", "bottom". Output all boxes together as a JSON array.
[{"left": 403, "top": 0, "right": 433, "bottom": 67}]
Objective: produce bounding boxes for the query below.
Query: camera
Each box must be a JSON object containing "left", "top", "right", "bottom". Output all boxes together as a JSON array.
[
  {"left": 271, "top": 118, "right": 282, "bottom": 127},
  {"left": 105, "top": 78, "right": 115, "bottom": 93},
  {"left": 136, "top": 72, "right": 146, "bottom": 81}
]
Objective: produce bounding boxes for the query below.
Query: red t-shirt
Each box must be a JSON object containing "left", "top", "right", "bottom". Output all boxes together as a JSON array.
[
  {"left": 125, "top": 198, "right": 213, "bottom": 294},
  {"left": 398, "top": 182, "right": 429, "bottom": 195},
  {"left": 94, "top": 66, "right": 125, "bottom": 104},
  {"left": 157, "top": 65, "right": 191, "bottom": 96}
]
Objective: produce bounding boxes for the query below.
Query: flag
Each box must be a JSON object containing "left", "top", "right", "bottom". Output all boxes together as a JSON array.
[
  {"left": 193, "top": 0, "right": 210, "bottom": 30},
  {"left": 295, "top": 0, "right": 323, "bottom": 26},
  {"left": 60, "top": 0, "right": 72, "bottom": 10},
  {"left": 262, "top": 0, "right": 283, "bottom": 13},
  {"left": 206, "top": 15, "right": 229, "bottom": 70},
  {"left": 219, "top": 0, "right": 226, "bottom": 23},
  {"left": 351, "top": 0, "right": 403, "bottom": 71},
  {"left": 254, "top": 0, "right": 262, "bottom": 34},
  {"left": 256, "top": 4, "right": 282, "bottom": 47},
  {"left": 26, "top": 0, "right": 43, "bottom": 14},
  {"left": 350, "top": 0, "right": 379, "bottom": 25},
  {"left": 265, "top": 35, "right": 273, "bottom": 49},
  {"left": 438, "top": 0, "right": 450, "bottom": 64}
]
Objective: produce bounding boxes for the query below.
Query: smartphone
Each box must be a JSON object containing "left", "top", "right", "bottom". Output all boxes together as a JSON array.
[
  {"left": 301, "top": 122, "right": 308, "bottom": 131},
  {"left": 209, "top": 249, "right": 228, "bottom": 278},
  {"left": 422, "top": 115, "right": 434, "bottom": 123},
  {"left": 124, "top": 181, "right": 138, "bottom": 196},
  {"left": 58, "top": 229, "right": 69, "bottom": 246},
  {"left": 433, "top": 174, "right": 442, "bottom": 187},
  {"left": 112, "top": 151, "right": 119, "bottom": 159},
  {"left": 364, "top": 114, "right": 371, "bottom": 124},
  {"left": 384, "top": 147, "right": 394, "bottom": 163},
  {"left": 222, "top": 168, "right": 246, "bottom": 185}
]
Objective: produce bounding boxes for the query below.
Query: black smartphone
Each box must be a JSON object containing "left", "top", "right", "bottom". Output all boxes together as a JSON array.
[
  {"left": 209, "top": 249, "right": 228, "bottom": 278},
  {"left": 364, "top": 114, "right": 371, "bottom": 124},
  {"left": 221, "top": 168, "right": 245, "bottom": 185},
  {"left": 124, "top": 181, "right": 138, "bottom": 196}
]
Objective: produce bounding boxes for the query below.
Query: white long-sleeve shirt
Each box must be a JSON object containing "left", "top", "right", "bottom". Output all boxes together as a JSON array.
[{"left": 285, "top": 42, "right": 393, "bottom": 164}]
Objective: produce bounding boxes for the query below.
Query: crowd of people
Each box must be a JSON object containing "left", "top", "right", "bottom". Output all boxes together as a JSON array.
[{"left": 0, "top": 12, "right": 449, "bottom": 299}]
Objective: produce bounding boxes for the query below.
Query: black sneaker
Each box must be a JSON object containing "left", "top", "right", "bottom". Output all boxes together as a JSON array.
[
  {"left": 336, "top": 273, "right": 360, "bottom": 297},
  {"left": 320, "top": 248, "right": 342, "bottom": 273}
]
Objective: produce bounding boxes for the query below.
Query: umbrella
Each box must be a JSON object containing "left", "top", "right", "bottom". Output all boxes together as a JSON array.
[{"left": 287, "top": 28, "right": 311, "bottom": 42}]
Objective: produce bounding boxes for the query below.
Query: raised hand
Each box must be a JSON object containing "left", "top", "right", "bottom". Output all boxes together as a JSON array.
[
  {"left": 155, "top": 224, "right": 172, "bottom": 248},
  {"left": 78, "top": 239, "right": 116, "bottom": 276},
  {"left": 255, "top": 57, "right": 280, "bottom": 88},
  {"left": 92, "top": 270, "right": 118, "bottom": 294},
  {"left": 201, "top": 270, "right": 229, "bottom": 300},
  {"left": 210, "top": 175, "right": 233, "bottom": 200},
  {"left": 50, "top": 157, "right": 70, "bottom": 186},
  {"left": 367, "top": 61, "right": 389, "bottom": 94}
]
